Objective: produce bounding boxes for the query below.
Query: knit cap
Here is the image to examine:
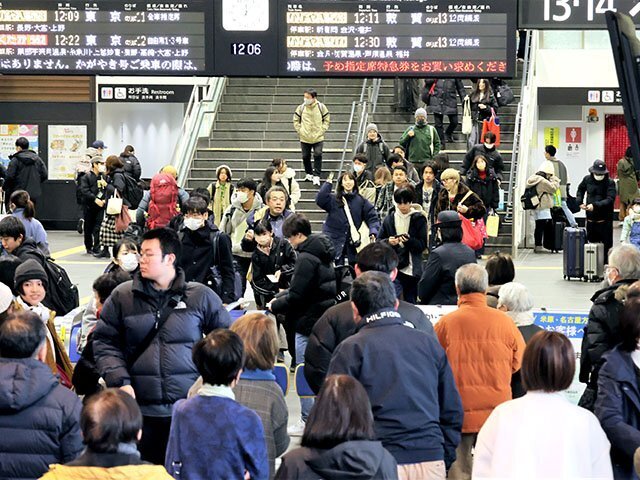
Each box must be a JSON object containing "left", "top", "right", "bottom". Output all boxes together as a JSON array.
[
  {"left": 366, "top": 123, "right": 378, "bottom": 133},
  {"left": 0, "top": 282, "right": 13, "bottom": 314},
  {"left": 14, "top": 259, "right": 48, "bottom": 291},
  {"left": 415, "top": 108, "right": 427, "bottom": 118}
]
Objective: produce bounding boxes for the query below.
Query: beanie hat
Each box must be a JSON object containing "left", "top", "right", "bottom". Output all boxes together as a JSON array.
[
  {"left": 366, "top": 123, "right": 378, "bottom": 133},
  {"left": 415, "top": 108, "right": 427, "bottom": 118},
  {"left": 0, "top": 282, "right": 13, "bottom": 314},
  {"left": 216, "top": 164, "right": 232, "bottom": 180},
  {"left": 538, "top": 160, "right": 555, "bottom": 176},
  {"left": 14, "top": 259, "right": 48, "bottom": 291}
]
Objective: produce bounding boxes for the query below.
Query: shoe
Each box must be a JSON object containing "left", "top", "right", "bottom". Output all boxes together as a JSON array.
[
  {"left": 77, "top": 219, "right": 84, "bottom": 234},
  {"left": 534, "top": 246, "right": 543, "bottom": 254},
  {"left": 93, "top": 248, "right": 110, "bottom": 258},
  {"left": 289, "top": 365, "right": 296, "bottom": 373},
  {"left": 446, "top": 134, "right": 454, "bottom": 144},
  {"left": 303, "top": 174, "right": 313, "bottom": 182},
  {"left": 287, "top": 420, "right": 306, "bottom": 437},
  {"left": 312, "top": 175, "right": 321, "bottom": 186}
]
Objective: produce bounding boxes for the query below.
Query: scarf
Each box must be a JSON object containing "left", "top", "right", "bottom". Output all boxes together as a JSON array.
[
  {"left": 197, "top": 383, "right": 236, "bottom": 400},
  {"left": 212, "top": 181, "right": 232, "bottom": 226},
  {"left": 478, "top": 170, "right": 487, "bottom": 180}
]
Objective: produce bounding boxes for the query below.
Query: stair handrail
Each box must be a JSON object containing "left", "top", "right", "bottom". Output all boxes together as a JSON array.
[
  {"left": 172, "top": 77, "right": 227, "bottom": 188},
  {"left": 338, "top": 79, "right": 369, "bottom": 174},
  {"left": 355, "top": 79, "right": 383, "bottom": 149}
]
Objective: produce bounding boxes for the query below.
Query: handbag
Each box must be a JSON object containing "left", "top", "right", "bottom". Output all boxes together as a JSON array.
[
  {"left": 481, "top": 108, "right": 501, "bottom": 146},
  {"left": 461, "top": 98, "right": 473, "bottom": 135},
  {"left": 114, "top": 205, "right": 131, "bottom": 233},
  {"left": 486, "top": 213, "right": 500, "bottom": 237},
  {"left": 496, "top": 83, "right": 515, "bottom": 106},
  {"left": 457, "top": 190, "right": 484, "bottom": 250},
  {"left": 106, "top": 190, "right": 123, "bottom": 216},
  {"left": 342, "top": 197, "right": 370, "bottom": 253}
]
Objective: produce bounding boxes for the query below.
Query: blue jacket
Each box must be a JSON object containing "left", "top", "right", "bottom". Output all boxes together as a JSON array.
[
  {"left": 595, "top": 346, "right": 640, "bottom": 479},
  {"left": 11, "top": 208, "right": 50, "bottom": 256},
  {"left": 0, "top": 358, "right": 83, "bottom": 479},
  {"left": 316, "top": 181, "right": 380, "bottom": 263},
  {"left": 166, "top": 395, "right": 268, "bottom": 480},
  {"left": 327, "top": 308, "right": 463, "bottom": 467}
]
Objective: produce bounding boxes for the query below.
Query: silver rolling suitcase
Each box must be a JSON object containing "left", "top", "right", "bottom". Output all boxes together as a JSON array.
[{"left": 584, "top": 243, "right": 605, "bottom": 282}]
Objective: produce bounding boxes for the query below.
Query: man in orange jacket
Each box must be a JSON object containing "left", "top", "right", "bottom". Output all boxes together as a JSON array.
[{"left": 435, "top": 263, "right": 525, "bottom": 480}]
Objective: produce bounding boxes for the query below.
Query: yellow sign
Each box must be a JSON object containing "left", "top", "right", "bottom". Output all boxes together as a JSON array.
[{"left": 544, "top": 127, "right": 560, "bottom": 148}]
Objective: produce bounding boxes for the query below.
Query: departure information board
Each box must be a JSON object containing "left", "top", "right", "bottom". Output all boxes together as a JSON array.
[
  {"left": 280, "top": 0, "right": 517, "bottom": 77},
  {"left": 519, "top": 0, "right": 640, "bottom": 29},
  {"left": 0, "top": 1, "right": 212, "bottom": 74}
]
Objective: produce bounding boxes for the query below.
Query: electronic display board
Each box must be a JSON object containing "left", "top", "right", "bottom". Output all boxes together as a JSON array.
[
  {"left": 519, "top": 0, "right": 640, "bottom": 29},
  {"left": 279, "top": 0, "right": 517, "bottom": 77},
  {"left": 0, "top": 1, "right": 213, "bottom": 74}
]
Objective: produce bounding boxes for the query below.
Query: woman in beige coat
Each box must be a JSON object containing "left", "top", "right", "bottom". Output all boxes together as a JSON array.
[{"left": 526, "top": 160, "right": 560, "bottom": 253}]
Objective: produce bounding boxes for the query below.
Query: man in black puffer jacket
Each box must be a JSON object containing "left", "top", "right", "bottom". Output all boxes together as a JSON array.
[
  {"left": 5, "top": 136, "right": 48, "bottom": 205},
  {"left": 93, "top": 228, "right": 232, "bottom": 465},
  {"left": 270, "top": 214, "right": 336, "bottom": 431},
  {"left": 305, "top": 242, "right": 434, "bottom": 394}
]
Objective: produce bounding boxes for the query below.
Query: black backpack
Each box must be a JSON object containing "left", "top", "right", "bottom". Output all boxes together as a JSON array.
[
  {"left": 123, "top": 173, "right": 143, "bottom": 209},
  {"left": 520, "top": 185, "right": 540, "bottom": 210},
  {"left": 335, "top": 264, "right": 356, "bottom": 304},
  {"left": 41, "top": 257, "right": 79, "bottom": 315}
]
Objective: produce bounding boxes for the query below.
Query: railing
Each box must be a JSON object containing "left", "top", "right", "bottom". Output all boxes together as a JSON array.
[{"left": 171, "top": 77, "right": 227, "bottom": 188}]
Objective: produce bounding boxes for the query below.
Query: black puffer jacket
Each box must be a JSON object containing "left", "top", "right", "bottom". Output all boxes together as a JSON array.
[
  {"left": 425, "top": 78, "right": 467, "bottom": 116},
  {"left": 105, "top": 167, "right": 130, "bottom": 207},
  {"left": 576, "top": 174, "right": 616, "bottom": 222},
  {"left": 119, "top": 153, "right": 141, "bottom": 180},
  {"left": 461, "top": 144, "right": 505, "bottom": 180},
  {"left": 270, "top": 234, "right": 336, "bottom": 336},
  {"left": 6, "top": 149, "right": 48, "bottom": 199},
  {"left": 466, "top": 167, "right": 499, "bottom": 211},
  {"left": 93, "top": 269, "right": 232, "bottom": 416},
  {"left": 304, "top": 300, "right": 434, "bottom": 394},
  {"left": 0, "top": 358, "right": 83, "bottom": 479},
  {"left": 13, "top": 237, "right": 44, "bottom": 264}
]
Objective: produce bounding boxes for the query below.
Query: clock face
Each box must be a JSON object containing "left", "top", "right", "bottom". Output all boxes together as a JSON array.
[{"left": 222, "top": 0, "right": 270, "bottom": 31}]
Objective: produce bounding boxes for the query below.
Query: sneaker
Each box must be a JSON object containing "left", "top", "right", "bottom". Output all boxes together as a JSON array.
[
  {"left": 303, "top": 174, "right": 313, "bottom": 182},
  {"left": 287, "top": 420, "right": 306, "bottom": 437},
  {"left": 533, "top": 246, "right": 543, "bottom": 254},
  {"left": 77, "top": 219, "right": 84, "bottom": 234},
  {"left": 312, "top": 175, "right": 321, "bottom": 186}
]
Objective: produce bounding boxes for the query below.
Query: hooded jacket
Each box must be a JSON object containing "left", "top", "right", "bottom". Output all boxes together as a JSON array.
[
  {"left": 270, "top": 234, "right": 337, "bottom": 336},
  {"left": 355, "top": 134, "right": 390, "bottom": 173},
  {"left": 399, "top": 122, "right": 441, "bottom": 164},
  {"left": 13, "top": 236, "right": 46, "bottom": 266},
  {"left": 0, "top": 358, "right": 83, "bottom": 479},
  {"left": 280, "top": 167, "right": 301, "bottom": 208},
  {"left": 118, "top": 153, "right": 142, "bottom": 181},
  {"left": 275, "top": 441, "right": 398, "bottom": 480},
  {"left": 526, "top": 172, "right": 560, "bottom": 211},
  {"left": 378, "top": 205, "right": 429, "bottom": 278},
  {"left": 220, "top": 192, "right": 264, "bottom": 258},
  {"left": 6, "top": 149, "right": 48, "bottom": 199},
  {"left": 425, "top": 78, "right": 467, "bottom": 116},
  {"left": 293, "top": 100, "right": 330, "bottom": 144},
  {"left": 93, "top": 269, "right": 232, "bottom": 417},
  {"left": 461, "top": 144, "right": 505, "bottom": 180},
  {"left": 576, "top": 173, "right": 617, "bottom": 222},
  {"left": 617, "top": 155, "right": 638, "bottom": 205}
]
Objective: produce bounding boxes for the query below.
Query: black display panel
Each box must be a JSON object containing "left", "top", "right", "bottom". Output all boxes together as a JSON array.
[
  {"left": 520, "top": 0, "right": 640, "bottom": 29},
  {"left": 0, "top": 1, "right": 213, "bottom": 74},
  {"left": 279, "top": 0, "right": 517, "bottom": 77}
]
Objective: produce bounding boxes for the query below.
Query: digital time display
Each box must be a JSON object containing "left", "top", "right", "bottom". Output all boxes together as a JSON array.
[{"left": 519, "top": 0, "right": 640, "bottom": 29}]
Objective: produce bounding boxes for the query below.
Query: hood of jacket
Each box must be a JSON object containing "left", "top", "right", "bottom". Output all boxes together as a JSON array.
[
  {"left": 10, "top": 149, "right": 39, "bottom": 165},
  {"left": 366, "top": 133, "right": 384, "bottom": 144},
  {"left": 281, "top": 167, "right": 297, "bottom": 179},
  {"left": 0, "top": 358, "right": 57, "bottom": 411},
  {"left": 306, "top": 441, "right": 389, "bottom": 479},
  {"left": 591, "top": 278, "right": 637, "bottom": 304},
  {"left": 297, "top": 233, "right": 335, "bottom": 264}
]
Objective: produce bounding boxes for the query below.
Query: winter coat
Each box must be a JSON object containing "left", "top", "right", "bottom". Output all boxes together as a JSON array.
[
  {"left": 580, "top": 280, "right": 636, "bottom": 389},
  {"left": 617, "top": 155, "right": 638, "bottom": 204},
  {"left": 41, "top": 451, "right": 173, "bottom": 480},
  {"left": 208, "top": 181, "right": 234, "bottom": 227},
  {"left": 93, "top": 269, "right": 232, "bottom": 417},
  {"left": 375, "top": 182, "right": 397, "bottom": 219},
  {"left": 355, "top": 135, "right": 390, "bottom": 173},
  {"left": 220, "top": 193, "right": 264, "bottom": 258},
  {"left": 105, "top": 168, "right": 130, "bottom": 208},
  {"left": 293, "top": 100, "right": 330, "bottom": 144},
  {"left": 276, "top": 441, "right": 398, "bottom": 480},
  {"left": 178, "top": 223, "right": 237, "bottom": 304},
  {"left": 11, "top": 208, "right": 49, "bottom": 256},
  {"left": 316, "top": 182, "right": 380, "bottom": 264},
  {"left": 280, "top": 167, "right": 301, "bottom": 209},
  {"left": 135, "top": 188, "right": 189, "bottom": 226},
  {"left": 425, "top": 78, "right": 466, "bottom": 116},
  {"left": 79, "top": 171, "right": 106, "bottom": 207},
  {"left": 506, "top": 313, "right": 544, "bottom": 399},
  {"left": 416, "top": 180, "right": 441, "bottom": 232},
  {"left": 435, "top": 293, "right": 525, "bottom": 433},
  {"left": 6, "top": 149, "right": 48, "bottom": 199},
  {"left": 548, "top": 156, "right": 569, "bottom": 198},
  {"left": 378, "top": 206, "right": 429, "bottom": 278},
  {"left": 466, "top": 167, "right": 500, "bottom": 211},
  {"left": 0, "top": 358, "right": 83, "bottom": 480},
  {"left": 328, "top": 308, "right": 463, "bottom": 467},
  {"left": 577, "top": 174, "right": 617, "bottom": 222},
  {"left": 435, "top": 182, "right": 487, "bottom": 220},
  {"left": 418, "top": 241, "right": 476, "bottom": 305},
  {"left": 270, "top": 234, "right": 337, "bottom": 336},
  {"left": 469, "top": 91, "right": 498, "bottom": 122},
  {"left": 13, "top": 236, "right": 46, "bottom": 264},
  {"left": 304, "top": 300, "right": 434, "bottom": 395},
  {"left": 399, "top": 123, "right": 441, "bottom": 165},
  {"left": 243, "top": 208, "right": 293, "bottom": 249},
  {"left": 251, "top": 236, "right": 296, "bottom": 308},
  {"left": 387, "top": 159, "right": 420, "bottom": 184},
  {"left": 526, "top": 173, "right": 560, "bottom": 211},
  {"left": 461, "top": 144, "right": 505, "bottom": 180},
  {"left": 119, "top": 153, "right": 141, "bottom": 181},
  {"left": 596, "top": 346, "right": 640, "bottom": 479}
]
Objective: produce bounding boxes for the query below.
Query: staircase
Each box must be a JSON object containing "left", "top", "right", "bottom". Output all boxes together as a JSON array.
[{"left": 186, "top": 70, "right": 522, "bottom": 247}]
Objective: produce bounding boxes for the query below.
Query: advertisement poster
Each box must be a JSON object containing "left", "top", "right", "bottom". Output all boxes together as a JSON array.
[
  {"left": 0, "top": 124, "right": 39, "bottom": 168},
  {"left": 48, "top": 125, "right": 87, "bottom": 180},
  {"left": 544, "top": 127, "right": 560, "bottom": 149}
]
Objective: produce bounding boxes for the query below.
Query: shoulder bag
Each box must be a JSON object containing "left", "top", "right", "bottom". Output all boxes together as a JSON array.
[
  {"left": 461, "top": 98, "right": 473, "bottom": 135},
  {"left": 106, "top": 189, "right": 123, "bottom": 216},
  {"left": 342, "top": 197, "right": 370, "bottom": 253}
]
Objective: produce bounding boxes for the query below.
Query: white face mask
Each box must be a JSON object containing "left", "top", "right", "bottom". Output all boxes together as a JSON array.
[
  {"left": 484, "top": 143, "right": 495, "bottom": 149},
  {"left": 634, "top": 205, "right": 640, "bottom": 214},
  {"left": 119, "top": 253, "right": 139, "bottom": 272},
  {"left": 353, "top": 164, "right": 364, "bottom": 173},
  {"left": 184, "top": 217, "right": 204, "bottom": 231},
  {"left": 236, "top": 191, "right": 249, "bottom": 204},
  {"left": 304, "top": 97, "right": 314, "bottom": 106},
  {"left": 97, "top": 164, "right": 106, "bottom": 173},
  {"left": 593, "top": 174, "right": 605, "bottom": 181}
]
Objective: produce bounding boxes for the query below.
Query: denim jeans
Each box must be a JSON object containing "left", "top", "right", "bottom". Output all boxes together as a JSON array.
[
  {"left": 295, "top": 333, "right": 314, "bottom": 421},
  {"left": 561, "top": 200, "right": 578, "bottom": 227}
]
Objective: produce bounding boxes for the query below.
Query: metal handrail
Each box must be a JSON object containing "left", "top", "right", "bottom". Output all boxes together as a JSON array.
[{"left": 338, "top": 79, "right": 369, "bottom": 174}]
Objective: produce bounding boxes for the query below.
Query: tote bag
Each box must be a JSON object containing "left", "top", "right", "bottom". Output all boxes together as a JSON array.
[
  {"left": 486, "top": 213, "right": 500, "bottom": 237},
  {"left": 460, "top": 214, "right": 484, "bottom": 250},
  {"left": 461, "top": 98, "right": 473, "bottom": 135},
  {"left": 106, "top": 190, "right": 123, "bottom": 216},
  {"left": 481, "top": 108, "right": 501, "bottom": 146}
]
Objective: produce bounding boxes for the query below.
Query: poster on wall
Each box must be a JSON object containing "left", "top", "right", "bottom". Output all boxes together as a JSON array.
[
  {"left": 565, "top": 127, "right": 583, "bottom": 159},
  {"left": 48, "top": 125, "right": 87, "bottom": 180},
  {"left": 0, "top": 124, "right": 39, "bottom": 169},
  {"left": 544, "top": 127, "right": 560, "bottom": 149}
]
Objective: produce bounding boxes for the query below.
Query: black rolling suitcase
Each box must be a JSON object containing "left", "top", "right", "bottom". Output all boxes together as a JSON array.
[
  {"left": 563, "top": 227, "right": 587, "bottom": 280},
  {"left": 543, "top": 221, "right": 564, "bottom": 252}
]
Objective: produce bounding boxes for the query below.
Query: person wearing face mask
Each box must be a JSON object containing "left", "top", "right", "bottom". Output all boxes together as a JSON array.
[
  {"left": 461, "top": 132, "right": 504, "bottom": 181},
  {"left": 351, "top": 154, "right": 376, "bottom": 204},
  {"left": 621, "top": 198, "right": 640, "bottom": 248},
  {"left": 258, "top": 166, "right": 287, "bottom": 209},
  {"left": 316, "top": 171, "right": 380, "bottom": 266},
  {"left": 399, "top": 108, "right": 441, "bottom": 171},
  {"left": 466, "top": 155, "right": 499, "bottom": 217},
  {"left": 526, "top": 161, "right": 561, "bottom": 254},
  {"left": 242, "top": 186, "right": 293, "bottom": 254},
  {"left": 293, "top": 88, "right": 330, "bottom": 186},
  {"left": 178, "top": 197, "right": 237, "bottom": 305},
  {"left": 355, "top": 123, "right": 390, "bottom": 175},
  {"left": 79, "top": 155, "right": 107, "bottom": 255},
  {"left": 577, "top": 160, "right": 617, "bottom": 263}
]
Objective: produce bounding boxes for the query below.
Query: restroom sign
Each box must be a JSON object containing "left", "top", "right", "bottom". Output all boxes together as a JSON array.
[{"left": 566, "top": 127, "right": 582, "bottom": 144}]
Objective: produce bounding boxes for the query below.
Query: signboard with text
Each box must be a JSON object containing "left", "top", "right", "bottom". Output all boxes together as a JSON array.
[
  {"left": 98, "top": 84, "right": 193, "bottom": 103},
  {"left": 0, "top": 124, "right": 39, "bottom": 168},
  {"left": 539, "top": 87, "right": 623, "bottom": 105},
  {"left": 519, "top": 0, "right": 640, "bottom": 29}
]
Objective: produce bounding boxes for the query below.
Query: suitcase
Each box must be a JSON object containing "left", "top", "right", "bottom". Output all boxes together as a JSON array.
[
  {"left": 584, "top": 243, "right": 605, "bottom": 282},
  {"left": 543, "top": 221, "right": 564, "bottom": 252},
  {"left": 563, "top": 227, "right": 587, "bottom": 280}
]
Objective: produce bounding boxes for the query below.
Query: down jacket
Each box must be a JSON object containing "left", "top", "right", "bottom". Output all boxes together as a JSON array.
[
  {"left": 526, "top": 172, "right": 560, "bottom": 211},
  {"left": 93, "top": 269, "right": 232, "bottom": 417},
  {"left": 316, "top": 182, "right": 380, "bottom": 264},
  {"left": 0, "top": 358, "right": 83, "bottom": 479},
  {"left": 461, "top": 144, "right": 505, "bottom": 180},
  {"left": 576, "top": 174, "right": 617, "bottom": 222},
  {"left": 270, "top": 234, "right": 337, "bottom": 337},
  {"left": 304, "top": 299, "right": 434, "bottom": 394},
  {"left": 220, "top": 193, "right": 264, "bottom": 258},
  {"left": 435, "top": 293, "right": 525, "bottom": 433},
  {"left": 355, "top": 134, "right": 390, "bottom": 174},
  {"left": 6, "top": 149, "right": 48, "bottom": 200},
  {"left": 466, "top": 167, "right": 500, "bottom": 211},
  {"left": 425, "top": 78, "right": 466, "bottom": 116}
]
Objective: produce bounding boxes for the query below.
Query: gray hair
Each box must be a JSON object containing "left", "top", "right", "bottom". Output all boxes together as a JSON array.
[
  {"left": 497, "top": 282, "right": 534, "bottom": 312},
  {"left": 455, "top": 263, "right": 488, "bottom": 295},
  {"left": 608, "top": 244, "right": 640, "bottom": 280}
]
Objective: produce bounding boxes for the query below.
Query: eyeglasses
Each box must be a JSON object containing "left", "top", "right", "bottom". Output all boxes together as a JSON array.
[{"left": 139, "top": 252, "right": 159, "bottom": 260}]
